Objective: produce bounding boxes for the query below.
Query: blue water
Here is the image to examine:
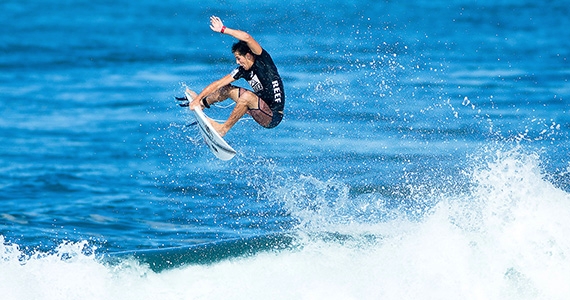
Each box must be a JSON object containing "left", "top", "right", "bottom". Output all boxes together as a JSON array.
[{"left": 1, "top": 0, "right": 570, "bottom": 298}]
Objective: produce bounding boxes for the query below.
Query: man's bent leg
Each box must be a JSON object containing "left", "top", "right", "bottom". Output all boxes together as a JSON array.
[
  {"left": 209, "top": 89, "right": 259, "bottom": 137},
  {"left": 186, "top": 85, "right": 240, "bottom": 109},
  {"left": 202, "top": 85, "right": 240, "bottom": 108}
]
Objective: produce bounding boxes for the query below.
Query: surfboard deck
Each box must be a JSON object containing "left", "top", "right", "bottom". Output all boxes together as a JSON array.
[{"left": 185, "top": 91, "right": 236, "bottom": 161}]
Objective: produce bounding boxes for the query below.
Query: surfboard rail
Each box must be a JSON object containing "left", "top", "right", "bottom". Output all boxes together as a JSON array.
[{"left": 186, "top": 91, "right": 236, "bottom": 161}]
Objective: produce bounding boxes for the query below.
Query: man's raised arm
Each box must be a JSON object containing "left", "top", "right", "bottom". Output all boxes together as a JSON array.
[{"left": 209, "top": 16, "right": 262, "bottom": 55}]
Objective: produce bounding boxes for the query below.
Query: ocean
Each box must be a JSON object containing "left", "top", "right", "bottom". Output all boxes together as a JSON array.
[{"left": 1, "top": 0, "right": 569, "bottom": 299}]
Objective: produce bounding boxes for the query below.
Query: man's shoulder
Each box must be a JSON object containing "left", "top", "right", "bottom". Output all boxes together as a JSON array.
[
  {"left": 258, "top": 48, "right": 271, "bottom": 58},
  {"left": 231, "top": 66, "right": 246, "bottom": 79},
  {"left": 256, "top": 49, "right": 276, "bottom": 65}
]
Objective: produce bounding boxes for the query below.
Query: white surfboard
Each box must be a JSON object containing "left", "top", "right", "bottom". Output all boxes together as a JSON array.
[{"left": 186, "top": 91, "right": 236, "bottom": 161}]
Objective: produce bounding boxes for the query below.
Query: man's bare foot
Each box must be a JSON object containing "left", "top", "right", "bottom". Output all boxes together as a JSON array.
[{"left": 208, "top": 118, "right": 228, "bottom": 137}]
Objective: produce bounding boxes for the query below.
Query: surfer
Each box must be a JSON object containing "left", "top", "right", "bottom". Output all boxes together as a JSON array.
[{"left": 186, "top": 16, "right": 285, "bottom": 137}]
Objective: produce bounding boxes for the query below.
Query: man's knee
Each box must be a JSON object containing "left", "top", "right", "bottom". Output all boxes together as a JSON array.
[{"left": 237, "top": 91, "right": 259, "bottom": 109}]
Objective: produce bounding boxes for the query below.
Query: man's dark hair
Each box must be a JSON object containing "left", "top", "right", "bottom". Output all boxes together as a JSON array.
[{"left": 232, "top": 41, "right": 253, "bottom": 56}]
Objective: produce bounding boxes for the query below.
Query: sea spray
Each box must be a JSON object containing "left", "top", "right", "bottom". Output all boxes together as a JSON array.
[
  {"left": 252, "top": 145, "right": 570, "bottom": 299},
  {"left": 2, "top": 147, "right": 570, "bottom": 299},
  {"left": 458, "top": 147, "right": 570, "bottom": 298}
]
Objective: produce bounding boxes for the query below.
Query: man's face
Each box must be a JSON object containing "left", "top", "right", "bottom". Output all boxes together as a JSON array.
[{"left": 234, "top": 52, "right": 254, "bottom": 70}]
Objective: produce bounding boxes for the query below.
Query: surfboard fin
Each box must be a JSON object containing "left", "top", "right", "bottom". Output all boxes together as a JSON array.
[{"left": 176, "top": 96, "right": 190, "bottom": 107}]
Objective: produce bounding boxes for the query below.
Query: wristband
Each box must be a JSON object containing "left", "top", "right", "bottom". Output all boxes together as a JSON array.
[{"left": 221, "top": 26, "right": 226, "bottom": 34}]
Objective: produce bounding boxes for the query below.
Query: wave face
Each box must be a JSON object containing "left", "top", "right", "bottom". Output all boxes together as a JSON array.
[{"left": 2, "top": 148, "right": 570, "bottom": 299}]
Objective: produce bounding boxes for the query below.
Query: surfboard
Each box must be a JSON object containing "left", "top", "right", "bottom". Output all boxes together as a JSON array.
[{"left": 185, "top": 91, "right": 236, "bottom": 161}]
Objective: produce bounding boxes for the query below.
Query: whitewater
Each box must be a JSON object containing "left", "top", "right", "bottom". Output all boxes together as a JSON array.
[{"left": 2, "top": 147, "right": 570, "bottom": 299}]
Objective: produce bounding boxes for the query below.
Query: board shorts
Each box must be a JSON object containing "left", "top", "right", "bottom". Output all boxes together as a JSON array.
[{"left": 239, "top": 87, "right": 283, "bottom": 129}]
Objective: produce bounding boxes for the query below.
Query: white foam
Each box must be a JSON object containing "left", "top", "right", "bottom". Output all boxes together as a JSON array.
[{"left": 2, "top": 147, "right": 569, "bottom": 300}]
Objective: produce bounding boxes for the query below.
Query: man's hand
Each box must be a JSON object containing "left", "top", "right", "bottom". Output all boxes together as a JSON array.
[
  {"left": 209, "top": 16, "right": 224, "bottom": 33},
  {"left": 186, "top": 88, "right": 201, "bottom": 110}
]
